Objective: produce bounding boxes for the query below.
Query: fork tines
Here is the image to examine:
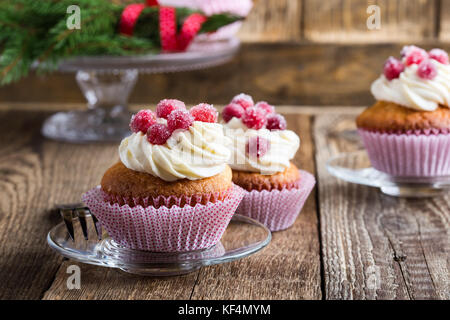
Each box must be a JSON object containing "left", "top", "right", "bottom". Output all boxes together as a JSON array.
[{"left": 58, "top": 205, "right": 102, "bottom": 241}]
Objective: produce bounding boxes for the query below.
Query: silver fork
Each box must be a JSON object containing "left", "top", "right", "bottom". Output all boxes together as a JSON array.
[{"left": 56, "top": 203, "right": 102, "bottom": 241}]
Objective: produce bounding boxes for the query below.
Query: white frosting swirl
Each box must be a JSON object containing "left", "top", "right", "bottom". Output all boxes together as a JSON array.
[
  {"left": 371, "top": 59, "right": 450, "bottom": 111},
  {"left": 119, "top": 121, "right": 231, "bottom": 182},
  {"left": 223, "top": 119, "right": 300, "bottom": 174}
]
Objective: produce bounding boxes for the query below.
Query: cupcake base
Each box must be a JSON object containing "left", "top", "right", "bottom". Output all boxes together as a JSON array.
[
  {"left": 82, "top": 184, "right": 245, "bottom": 252},
  {"left": 235, "top": 170, "right": 316, "bottom": 232},
  {"left": 358, "top": 129, "right": 450, "bottom": 177}
]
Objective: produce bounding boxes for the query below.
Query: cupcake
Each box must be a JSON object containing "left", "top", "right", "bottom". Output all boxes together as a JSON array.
[
  {"left": 83, "top": 100, "right": 245, "bottom": 252},
  {"left": 221, "top": 94, "right": 316, "bottom": 231},
  {"left": 357, "top": 46, "right": 450, "bottom": 178}
]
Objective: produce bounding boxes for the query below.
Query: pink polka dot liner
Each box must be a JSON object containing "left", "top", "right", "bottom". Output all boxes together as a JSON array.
[
  {"left": 235, "top": 170, "right": 316, "bottom": 232},
  {"left": 358, "top": 129, "right": 450, "bottom": 177},
  {"left": 82, "top": 184, "right": 245, "bottom": 252}
]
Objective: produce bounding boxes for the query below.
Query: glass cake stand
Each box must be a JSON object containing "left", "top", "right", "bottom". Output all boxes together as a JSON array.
[
  {"left": 47, "top": 213, "right": 271, "bottom": 276},
  {"left": 41, "top": 38, "right": 240, "bottom": 143},
  {"left": 327, "top": 150, "right": 450, "bottom": 198}
]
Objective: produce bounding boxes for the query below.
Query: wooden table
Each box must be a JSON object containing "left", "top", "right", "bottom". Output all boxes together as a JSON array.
[{"left": 0, "top": 104, "right": 448, "bottom": 300}]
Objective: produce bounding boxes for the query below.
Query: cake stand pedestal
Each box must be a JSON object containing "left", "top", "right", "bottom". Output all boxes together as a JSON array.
[{"left": 41, "top": 38, "right": 240, "bottom": 143}]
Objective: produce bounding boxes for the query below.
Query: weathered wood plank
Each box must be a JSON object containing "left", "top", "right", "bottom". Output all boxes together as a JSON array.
[
  {"left": 238, "top": 0, "right": 302, "bottom": 42},
  {"left": 2, "top": 43, "right": 450, "bottom": 107},
  {"left": 190, "top": 115, "right": 321, "bottom": 300},
  {"left": 314, "top": 113, "right": 450, "bottom": 300},
  {"left": 440, "top": 0, "right": 450, "bottom": 41},
  {"left": 303, "top": 0, "right": 437, "bottom": 42}
]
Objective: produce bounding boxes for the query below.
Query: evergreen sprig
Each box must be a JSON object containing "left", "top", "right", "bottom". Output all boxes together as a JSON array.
[{"left": 0, "top": 0, "right": 242, "bottom": 85}]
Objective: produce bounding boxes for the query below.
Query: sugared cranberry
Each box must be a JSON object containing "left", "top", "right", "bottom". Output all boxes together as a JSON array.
[
  {"left": 266, "top": 114, "right": 287, "bottom": 131},
  {"left": 255, "top": 101, "right": 275, "bottom": 115},
  {"left": 129, "top": 109, "right": 157, "bottom": 133},
  {"left": 156, "top": 99, "right": 186, "bottom": 119},
  {"left": 222, "top": 103, "right": 245, "bottom": 123},
  {"left": 231, "top": 93, "right": 254, "bottom": 110},
  {"left": 429, "top": 48, "right": 449, "bottom": 65},
  {"left": 189, "top": 103, "right": 218, "bottom": 123},
  {"left": 241, "top": 107, "right": 267, "bottom": 130},
  {"left": 402, "top": 46, "right": 428, "bottom": 66},
  {"left": 147, "top": 123, "right": 172, "bottom": 145},
  {"left": 246, "top": 136, "right": 271, "bottom": 158},
  {"left": 417, "top": 60, "right": 437, "bottom": 80},
  {"left": 167, "top": 109, "right": 194, "bottom": 132},
  {"left": 383, "top": 57, "right": 405, "bottom": 80}
]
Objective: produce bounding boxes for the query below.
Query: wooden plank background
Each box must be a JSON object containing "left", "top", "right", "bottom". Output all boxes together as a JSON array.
[{"left": 0, "top": 0, "right": 449, "bottom": 105}]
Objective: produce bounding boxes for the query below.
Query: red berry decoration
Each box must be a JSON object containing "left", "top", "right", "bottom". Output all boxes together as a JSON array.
[
  {"left": 429, "top": 48, "right": 449, "bottom": 65},
  {"left": 222, "top": 103, "right": 245, "bottom": 123},
  {"left": 190, "top": 103, "right": 218, "bottom": 123},
  {"left": 403, "top": 46, "right": 428, "bottom": 66},
  {"left": 147, "top": 123, "right": 172, "bottom": 145},
  {"left": 231, "top": 93, "right": 254, "bottom": 110},
  {"left": 156, "top": 99, "right": 186, "bottom": 119},
  {"left": 241, "top": 107, "right": 267, "bottom": 130},
  {"left": 255, "top": 101, "right": 275, "bottom": 115},
  {"left": 266, "top": 114, "right": 287, "bottom": 131},
  {"left": 417, "top": 60, "right": 437, "bottom": 80},
  {"left": 246, "top": 136, "right": 271, "bottom": 158},
  {"left": 167, "top": 109, "right": 194, "bottom": 132},
  {"left": 383, "top": 57, "right": 405, "bottom": 81},
  {"left": 129, "top": 109, "right": 157, "bottom": 133}
]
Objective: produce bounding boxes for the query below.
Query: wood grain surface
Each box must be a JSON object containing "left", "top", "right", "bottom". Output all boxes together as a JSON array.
[
  {"left": 314, "top": 113, "right": 450, "bottom": 300},
  {"left": 0, "top": 104, "right": 448, "bottom": 300},
  {"left": 2, "top": 43, "right": 450, "bottom": 107}
]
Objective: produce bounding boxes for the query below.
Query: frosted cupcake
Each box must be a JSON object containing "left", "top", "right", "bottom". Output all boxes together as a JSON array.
[
  {"left": 221, "top": 94, "right": 316, "bottom": 231},
  {"left": 83, "top": 100, "right": 244, "bottom": 252},
  {"left": 357, "top": 46, "right": 450, "bottom": 177}
]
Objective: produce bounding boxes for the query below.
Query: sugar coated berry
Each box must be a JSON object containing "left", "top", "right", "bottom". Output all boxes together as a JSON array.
[
  {"left": 383, "top": 57, "right": 405, "bottom": 80},
  {"left": 429, "top": 48, "right": 449, "bottom": 65},
  {"left": 190, "top": 103, "right": 218, "bottom": 123},
  {"left": 402, "top": 46, "right": 428, "bottom": 66},
  {"left": 156, "top": 99, "right": 186, "bottom": 119},
  {"left": 129, "top": 109, "right": 157, "bottom": 133},
  {"left": 167, "top": 109, "right": 194, "bottom": 132},
  {"left": 255, "top": 101, "right": 275, "bottom": 115},
  {"left": 246, "top": 136, "right": 271, "bottom": 158},
  {"left": 231, "top": 93, "right": 254, "bottom": 110},
  {"left": 241, "top": 107, "right": 267, "bottom": 130},
  {"left": 147, "top": 123, "right": 172, "bottom": 145},
  {"left": 417, "top": 60, "right": 437, "bottom": 80},
  {"left": 266, "top": 113, "right": 287, "bottom": 131},
  {"left": 222, "top": 103, "right": 245, "bottom": 123}
]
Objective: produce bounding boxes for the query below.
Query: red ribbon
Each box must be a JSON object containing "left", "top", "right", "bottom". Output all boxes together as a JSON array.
[
  {"left": 119, "top": 1, "right": 206, "bottom": 52},
  {"left": 177, "top": 13, "right": 207, "bottom": 51}
]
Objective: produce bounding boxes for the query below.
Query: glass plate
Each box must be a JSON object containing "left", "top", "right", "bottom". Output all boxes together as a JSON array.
[
  {"left": 47, "top": 214, "right": 271, "bottom": 276},
  {"left": 327, "top": 150, "right": 450, "bottom": 198}
]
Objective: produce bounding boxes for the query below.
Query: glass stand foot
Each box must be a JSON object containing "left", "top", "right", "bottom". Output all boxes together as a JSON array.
[{"left": 42, "top": 69, "right": 138, "bottom": 143}]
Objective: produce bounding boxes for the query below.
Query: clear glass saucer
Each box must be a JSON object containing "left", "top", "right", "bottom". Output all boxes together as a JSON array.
[
  {"left": 41, "top": 38, "right": 240, "bottom": 143},
  {"left": 327, "top": 150, "right": 450, "bottom": 198},
  {"left": 47, "top": 213, "right": 271, "bottom": 276}
]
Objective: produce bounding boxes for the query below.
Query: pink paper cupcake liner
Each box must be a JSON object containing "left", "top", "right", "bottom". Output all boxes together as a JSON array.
[
  {"left": 358, "top": 129, "right": 450, "bottom": 177},
  {"left": 82, "top": 184, "right": 245, "bottom": 252},
  {"left": 235, "top": 170, "right": 316, "bottom": 232}
]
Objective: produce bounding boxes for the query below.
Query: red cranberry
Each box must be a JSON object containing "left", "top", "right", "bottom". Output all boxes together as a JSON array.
[
  {"left": 129, "top": 109, "right": 157, "bottom": 133},
  {"left": 383, "top": 57, "right": 405, "bottom": 80},
  {"left": 266, "top": 114, "right": 287, "bottom": 131},
  {"left": 167, "top": 109, "right": 194, "bottom": 132},
  {"left": 156, "top": 99, "right": 186, "bottom": 119},
  {"left": 147, "top": 123, "right": 172, "bottom": 145},
  {"left": 189, "top": 103, "right": 218, "bottom": 123},
  {"left": 241, "top": 107, "right": 267, "bottom": 130}
]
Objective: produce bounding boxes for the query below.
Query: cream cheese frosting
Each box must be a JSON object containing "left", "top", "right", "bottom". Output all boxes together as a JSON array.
[
  {"left": 223, "top": 118, "right": 300, "bottom": 174},
  {"left": 119, "top": 121, "right": 231, "bottom": 182},
  {"left": 371, "top": 59, "right": 450, "bottom": 111}
]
